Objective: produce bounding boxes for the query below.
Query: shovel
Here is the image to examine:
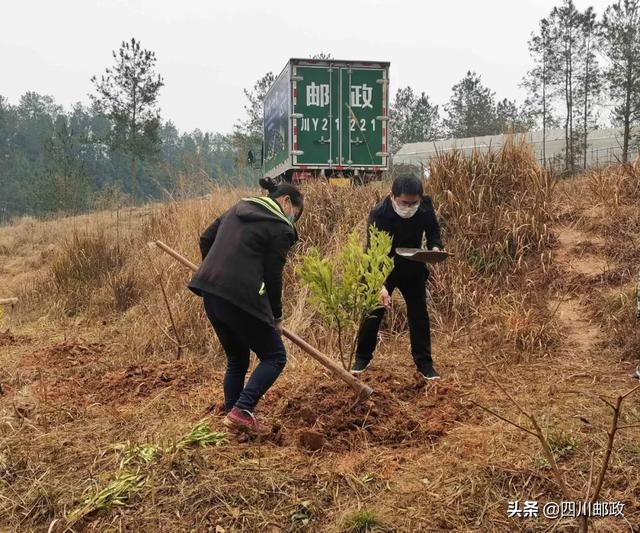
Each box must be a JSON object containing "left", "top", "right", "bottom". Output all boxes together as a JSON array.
[
  {"left": 149, "top": 240, "right": 374, "bottom": 405},
  {"left": 395, "top": 248, "right": 453, "bottom": 264}
]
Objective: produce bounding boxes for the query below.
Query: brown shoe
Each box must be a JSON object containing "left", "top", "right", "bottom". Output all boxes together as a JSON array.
[{"left": 223, "top": 407, "right": 270, "bottom": 436}]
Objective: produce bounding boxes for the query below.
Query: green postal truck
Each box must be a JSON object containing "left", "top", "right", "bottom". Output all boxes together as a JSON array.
[{"left": 262, "top": 58, "right": 390, "bottom": 185}]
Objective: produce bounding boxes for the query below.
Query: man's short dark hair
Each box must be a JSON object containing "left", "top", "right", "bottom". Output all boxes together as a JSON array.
[{"left": 391, "top": 174, "right": 423, "bottom": 197}]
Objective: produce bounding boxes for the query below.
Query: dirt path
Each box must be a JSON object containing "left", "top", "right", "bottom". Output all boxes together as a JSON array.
[{"left": 551, "top": 224, "right": 609, "bottom": 354}]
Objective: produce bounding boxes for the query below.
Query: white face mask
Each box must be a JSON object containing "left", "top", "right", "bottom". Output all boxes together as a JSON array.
[{"left": 391, "top": 197, "right": 420, "bottom": 219}]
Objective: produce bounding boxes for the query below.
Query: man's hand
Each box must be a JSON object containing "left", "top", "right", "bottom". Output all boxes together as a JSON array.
[
  {"left": 274, "top": 319, "right": 284, "bottom": 336},
  {"left": 379, "top": 286, "right": 391, "bottom": 307},
  {"left": 431, "top": 246, "right": 442, "bottom": 252}
]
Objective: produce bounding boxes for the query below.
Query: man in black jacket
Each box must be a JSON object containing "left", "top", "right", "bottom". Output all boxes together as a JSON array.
[
  {"left": 352, "top": 174, "right": 444, "bottom": 380},
  {"left": 189, "top": 179, "right": 303, "bottom": 434}
]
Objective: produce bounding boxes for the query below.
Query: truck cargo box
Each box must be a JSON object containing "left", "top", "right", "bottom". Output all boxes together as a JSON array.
[{"left": 263, "top": 58, "right": 390, "bottom": 182}]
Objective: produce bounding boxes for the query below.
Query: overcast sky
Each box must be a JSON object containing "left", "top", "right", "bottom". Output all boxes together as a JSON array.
[{"left": 2, "top": 0, "right": 612, "bottom": 134}]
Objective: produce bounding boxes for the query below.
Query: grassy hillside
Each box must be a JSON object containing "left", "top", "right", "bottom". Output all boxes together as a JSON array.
[{"left": 0, "top": 140, "right": 638, "bottom": 532}]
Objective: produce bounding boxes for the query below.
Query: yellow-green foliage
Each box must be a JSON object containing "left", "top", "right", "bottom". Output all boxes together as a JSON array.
[
  {"left": 119, "top": 443, "right": 163, "bottom": 466},
  {"left": 67, "top": 422, "right": 228, "bottom": 524},
  {"left": 342, "top": 509, "right": 385, "bottom": 532},
  {"left": 297, "top": 226, "right": 393, "bottom": 368},
  {"left": 174, "top": 420, "right": 228, "bottom": 450},
  {"left": 67, "top": 469, "right": 147, "bottom": 523}
]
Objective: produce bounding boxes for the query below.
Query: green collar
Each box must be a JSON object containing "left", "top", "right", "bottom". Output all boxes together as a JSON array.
[{"left": 242, "top": 196, "right": 293, "bottom": 228}]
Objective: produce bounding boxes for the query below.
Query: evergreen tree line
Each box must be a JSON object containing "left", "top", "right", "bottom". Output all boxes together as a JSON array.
[
  {"left": 0, "top": 93, "right": 243, "bottom": 220},
  {"left": 2, "top": 0, "right": 640, "bottom": 219}
]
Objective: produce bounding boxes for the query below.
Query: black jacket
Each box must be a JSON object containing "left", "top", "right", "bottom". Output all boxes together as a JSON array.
[
  {"left": 367, "top": 195, "right": 444, "bottom": 278},
  {"left": 188, "top": 196, "right": 297, "bottom": 325}
]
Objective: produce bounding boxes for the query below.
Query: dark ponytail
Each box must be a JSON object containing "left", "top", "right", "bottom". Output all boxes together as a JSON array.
[{"left": 259, "top": 177, "right": 304, "bottom": 217}]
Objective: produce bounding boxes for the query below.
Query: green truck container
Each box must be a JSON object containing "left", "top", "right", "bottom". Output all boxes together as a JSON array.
[{"left": 262, "top": 58, "right": 390, "bottom": 184}]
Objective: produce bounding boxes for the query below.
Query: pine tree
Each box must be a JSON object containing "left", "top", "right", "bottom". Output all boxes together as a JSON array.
[
  {"left": 389, "top": 87, "right": 440, "bottom": 153},
  {"left": 523, "top": 17, "right": 557, "bottom": 164},
  {"left": 542, "top": 0, "right": 600, "bottom": 173},
  {"left": 444, "top": 71, "right": 498, "bottom": 138},
  {"left": 577, "top": 6, "right": 601, "bottom": 169},
  {"left": 233, "top": 72, "right": 275, "bottom": 175},
  {"left": 494, "top": 98, "right": 534, "bottom": 133},
  {"left": 548, "top": 0, "right": 583, "bottom": 173},
  {"left": 91, "top": 38, "right": 164, "bottom": 200},
  {"left": 599, "top": 0, "right": 640, "bottom": 162},
  {"left": 44, "top": 116, "right": 90, "bottom": 213}
]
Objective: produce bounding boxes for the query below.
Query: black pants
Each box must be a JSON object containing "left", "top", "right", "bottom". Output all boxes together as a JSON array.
[
  {"left": 355, "top": 269, "right": 433, "bottom": 367},
  {"left": 203, "top": 293, "right": 286, "bottom": 412}
]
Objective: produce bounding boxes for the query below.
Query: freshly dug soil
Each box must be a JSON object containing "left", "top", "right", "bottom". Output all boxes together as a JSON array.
[{"left": 264, "top": 366, "right": 469, "bottom": 452}]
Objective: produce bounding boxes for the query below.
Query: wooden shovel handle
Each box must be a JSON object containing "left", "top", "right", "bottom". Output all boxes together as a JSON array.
[{"left": 281, "top": 328, "right": 373, "bottom": 400}]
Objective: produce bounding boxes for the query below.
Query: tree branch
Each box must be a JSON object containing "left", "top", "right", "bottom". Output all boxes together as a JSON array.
[
  {"left": 145, "top": 248, "right": 183, "bottom": 358},
  {"left": 474, "top": 354, "right": 573, "bottom": 501},
  {"left": 589, "top": 385, "right": 640, "bottom": 504},
  {"left": 469, "top": 400, "right": 537, "bottom": 437}
]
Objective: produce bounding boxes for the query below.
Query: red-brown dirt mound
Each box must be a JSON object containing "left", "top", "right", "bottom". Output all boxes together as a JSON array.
[
  {"left": 93, "top": 361, "right": 214, "bottom": 404},
  {"left": 264, "top": 367, "right": 469, "bottom": 452},
  {"left": 44, "top": 360, "right": 216, "bottom": 408},
  {"left": 25, "top": 337, "right": 108, "bottom": 368},
  {"left": 0, "top": 329, "right": 29, "bottom": 347}
]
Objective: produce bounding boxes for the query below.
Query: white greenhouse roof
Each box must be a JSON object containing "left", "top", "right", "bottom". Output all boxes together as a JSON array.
[{"left": 394, "top": 127, "right": 636, "bottom": 168}]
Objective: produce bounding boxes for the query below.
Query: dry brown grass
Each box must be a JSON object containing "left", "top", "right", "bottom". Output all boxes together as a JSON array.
[
  {"left": 588, "top": 159, "right": 640, "bottom": 209},
  {"left": 580, "top": 162, "right": 640, "bottom": 362},
  {"left": 1, "top": 144, "right": 639, "bottom": 532},
  {"left": 426, "top": 137, "right": 558, "bottom": 358}
]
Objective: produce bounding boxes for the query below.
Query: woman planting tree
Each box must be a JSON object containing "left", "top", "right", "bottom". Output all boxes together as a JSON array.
[
  {"left": 352, "top": 174, "right": 445, "bottom": 380},
  {"left": 188, "top": 178, "right": 303, "bottom": 435}
]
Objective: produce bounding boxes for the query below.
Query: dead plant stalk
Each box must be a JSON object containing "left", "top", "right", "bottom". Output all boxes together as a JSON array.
[
  {"left": 144, "top": 248, "right": 184, "bottom": 359},
  {"left": 472, "top": 355, "right": 640, "bottom": 533}
]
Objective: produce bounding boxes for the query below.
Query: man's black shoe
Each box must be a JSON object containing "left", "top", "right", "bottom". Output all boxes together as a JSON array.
[
  {"left": 351, "top": 357, "right": 370, "bottom": 375},
  {"left": 418, "top": 363, "right": 441, "bottom": 380}
]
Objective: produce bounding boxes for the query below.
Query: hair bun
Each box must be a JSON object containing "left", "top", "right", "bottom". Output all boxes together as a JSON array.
[{"left": 259, "top": 177, "right": 277, "bottom": 192}]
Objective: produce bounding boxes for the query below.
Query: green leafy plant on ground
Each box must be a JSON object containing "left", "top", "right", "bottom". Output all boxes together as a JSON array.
[
  {"left": 297, "top": 226, "right": 393, "bottom": 370},
  {"left": 342, "top": 509, "right": 386, "bottom": 532},
  {"left": 118, "top": 442, "right": 163, "bottom": 466},
  {"left": 535, "top": 430, "right": 581, "bottom": 469},
  {"left": 546, "top": 430, "right": 580, "bottom": 460},
  {"left": 67, "top": 421, "right": 227, "bottom": 524},
  {"left": 67, "top": 469, "right": 147, "bottom": 523},
  {"left": 174, "top": 420, "right": 228, "bottom": 450}
]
